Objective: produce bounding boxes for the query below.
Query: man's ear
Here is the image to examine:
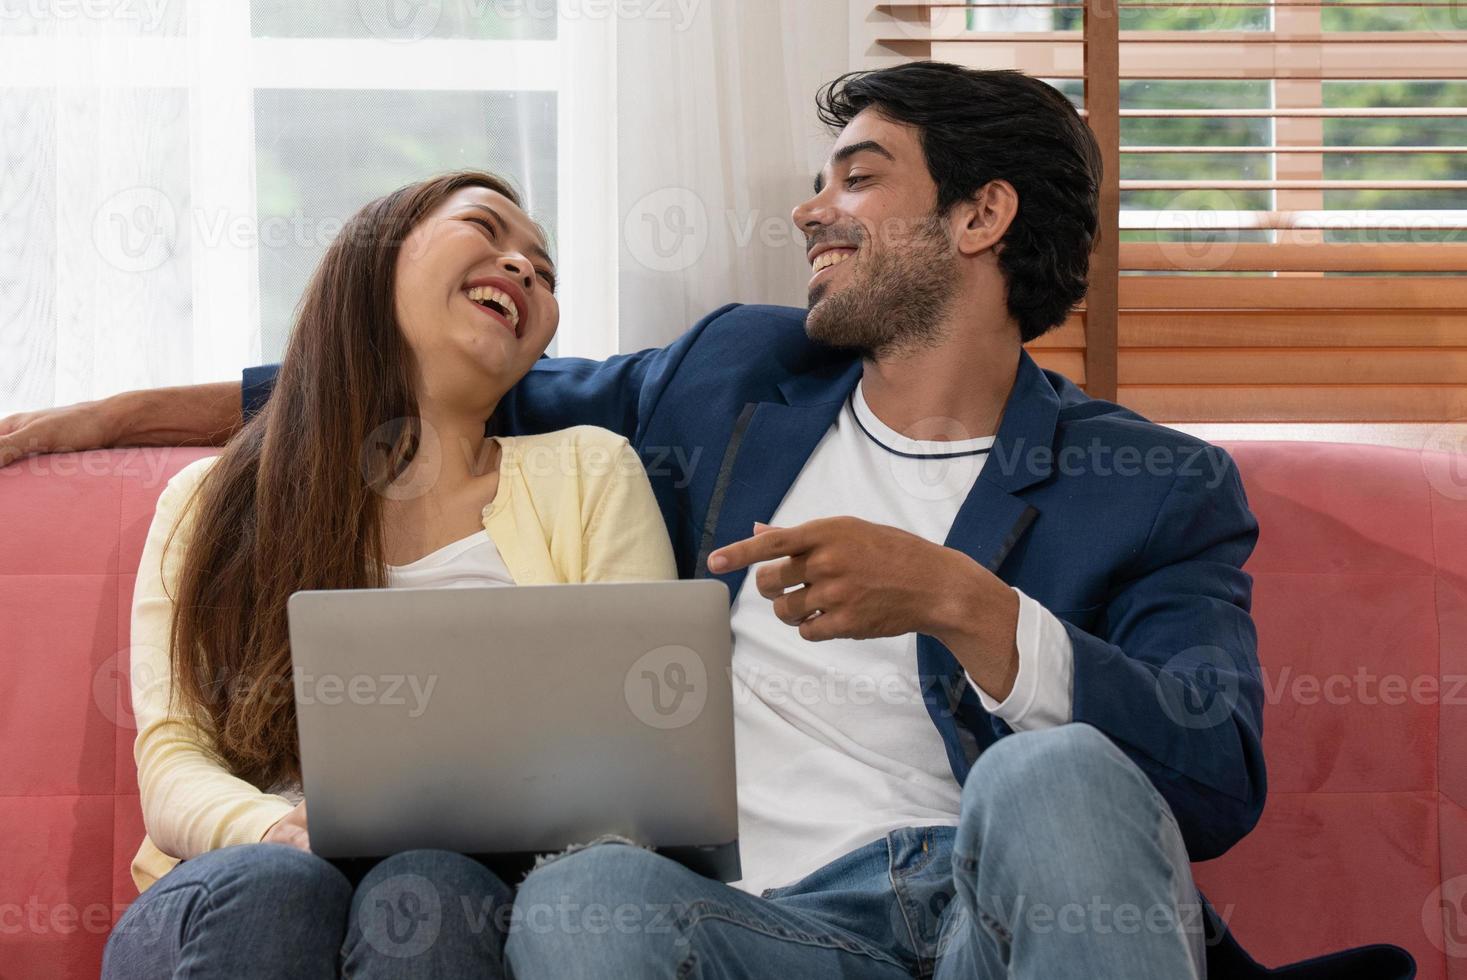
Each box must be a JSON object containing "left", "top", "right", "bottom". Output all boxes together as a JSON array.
[{"left": 954, "top": 179, "right": 1019, "bottom": 257}]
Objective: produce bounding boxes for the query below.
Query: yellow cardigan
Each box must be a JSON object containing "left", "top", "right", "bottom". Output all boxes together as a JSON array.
[{"left": 129, "top": 425, "right": 677, "bottom": 892}]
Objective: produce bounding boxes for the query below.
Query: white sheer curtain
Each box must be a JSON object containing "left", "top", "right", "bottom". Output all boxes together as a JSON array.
[
  {"left": 0, "top": 0, "right": 848, "bottom": 412},
  {"left": 615, "top": 0, "right": 851, "bottom": 351},
  {"left": 1, "top": 2, "right": 200, "bottom": 414},
  {"left": 0, "top": 0, "right": 608, "bottom": 413}
]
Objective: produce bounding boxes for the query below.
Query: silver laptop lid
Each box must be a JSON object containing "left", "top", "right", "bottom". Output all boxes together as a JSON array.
[{"left": 286, "top": 580, "right": 737, "bottom": 875}]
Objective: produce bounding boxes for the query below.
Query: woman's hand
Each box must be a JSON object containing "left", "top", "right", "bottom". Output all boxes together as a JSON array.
[{"left": 261, "top": 800, "right": 311, "bottom": 851}]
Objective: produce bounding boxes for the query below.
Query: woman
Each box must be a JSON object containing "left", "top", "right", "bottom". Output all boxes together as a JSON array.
[{"left": 102, "top": 171, "right": 676, "bottom": 978}]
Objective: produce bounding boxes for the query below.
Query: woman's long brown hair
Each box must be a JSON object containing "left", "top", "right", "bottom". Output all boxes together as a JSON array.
[{"left": 165, "top": 170, "right": 523, "bottom": 790}]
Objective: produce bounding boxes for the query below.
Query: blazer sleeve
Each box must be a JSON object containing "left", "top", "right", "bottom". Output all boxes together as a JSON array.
[
  {"left": 1067, "top": 448, "right": 1267, "bottom": 861},
  {"left": 242, "top": 364, "right": 279, "bottom": 421},
  {"left": 131, "top": 458, "right": 295, "bottom": 859},
  {"left": 497, "top": 303, "right": 738, "bottom": 443},
  {"left": 244, "top": 304, "right": 740, "bottom": 436},
  {"left": 579, "top": 435, "right": 679, "bottom": 583},
  {"left": 244, "top": 350, "right": 664, "bottom": 432}
]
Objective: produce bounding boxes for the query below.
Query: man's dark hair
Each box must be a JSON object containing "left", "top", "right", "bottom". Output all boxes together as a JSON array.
[{"left": 815, "top": 62, "right": 1101, "bottom": 343}]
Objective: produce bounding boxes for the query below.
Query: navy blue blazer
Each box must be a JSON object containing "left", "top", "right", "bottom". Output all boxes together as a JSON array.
[{"left": 243, "top": 302, "right": 1413, "bottom": 979}]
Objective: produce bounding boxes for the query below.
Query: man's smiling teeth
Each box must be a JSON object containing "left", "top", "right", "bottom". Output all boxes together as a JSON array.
[
  {"left": 466, "top": 285, "right": 520, "bottom": 329},
  {"left": 811, "top": 249, "right": 854, "bottom": 273}
]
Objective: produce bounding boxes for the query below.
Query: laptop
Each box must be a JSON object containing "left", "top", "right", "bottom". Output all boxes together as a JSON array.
[{"left": 285, "top": 579, "right": 740, "bottom": 881}]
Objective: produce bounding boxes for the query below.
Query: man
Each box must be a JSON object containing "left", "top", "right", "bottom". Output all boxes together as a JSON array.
[{"left": 1, "top": 63, "right": 1409, "bottom": 978}]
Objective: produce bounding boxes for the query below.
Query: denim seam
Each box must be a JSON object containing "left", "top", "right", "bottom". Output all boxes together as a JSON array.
[
  {"left": 948, "top": 855, "right": 1013, "bottom": 948},
  {"left": 675, "top": 901, "right": 907, "bottom": 969},
  {"left": 975, "top": 907, "right": 1014, "bottom": 944},
  {"left": 1152, "top": 804, "right": 1207, "bottom": 973},
  {"left": 887, "top": 836, "right": 926, "bottom": 976}
]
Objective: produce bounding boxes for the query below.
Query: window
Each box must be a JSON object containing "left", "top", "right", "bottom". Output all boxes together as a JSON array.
[
  {"left": 868, "top": 0, "right": 1467, "bottom": 422},
  {"left": 0, "top": 0, "right": 615, "bottom": 413}
]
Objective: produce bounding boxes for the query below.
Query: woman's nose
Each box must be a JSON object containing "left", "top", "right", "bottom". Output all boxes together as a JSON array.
[{"left": 498, "top": 255, "right": 535, "bottom": 291}]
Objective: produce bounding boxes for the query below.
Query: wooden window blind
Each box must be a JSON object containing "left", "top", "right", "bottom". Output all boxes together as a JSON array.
[{"left": 872, "top": 0, "right": 1467, "bottom": 421}]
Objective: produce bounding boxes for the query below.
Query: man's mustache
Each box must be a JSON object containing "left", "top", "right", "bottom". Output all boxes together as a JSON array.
[{"left": 803, "top": 228, "right": 865, "bottom": 255}]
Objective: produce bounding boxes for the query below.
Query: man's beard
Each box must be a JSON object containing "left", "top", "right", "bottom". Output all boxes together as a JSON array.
[{"left": 804, "top": 216, "right": 959, "bottom": 359}]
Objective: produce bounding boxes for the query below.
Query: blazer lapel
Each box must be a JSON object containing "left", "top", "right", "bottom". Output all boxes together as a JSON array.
[
  {"left": 939, "top": 348, "right": 1061, "bottom": 572},
  {"left": 919, "top": 351, "right": 1063, "bottom": 780},
  {"left": 697, "top": 359, "right": 864, "bottom": 600}
]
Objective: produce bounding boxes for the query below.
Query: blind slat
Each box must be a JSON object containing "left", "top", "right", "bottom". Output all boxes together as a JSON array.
[
  {"left": 1121, "top": 242, "right": 1467, "bottom": 271},
  {"left": 1119, "top": 209, "right": 1467, "bottom": 230},
  {"left": 1120, "top": 276, "right": 1467, "bottom": 308},
  {"left": 1121, "top": 146, "right": 1467, "bottom": 154},
  {"left": 1121, "top": 179, "right": 1467, "bottom": 189}
]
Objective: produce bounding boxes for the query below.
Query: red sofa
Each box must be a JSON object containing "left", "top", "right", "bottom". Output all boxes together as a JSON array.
[{"left": 1, "top": 442, "right": 1463, "bottom": 978}]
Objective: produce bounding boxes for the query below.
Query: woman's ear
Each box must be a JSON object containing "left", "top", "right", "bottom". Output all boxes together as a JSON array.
[{"left": 955, "top": 179, "right": 1019, "bottom": 257}]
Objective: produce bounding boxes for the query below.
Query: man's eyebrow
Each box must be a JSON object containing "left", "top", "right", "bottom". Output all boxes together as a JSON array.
[
  {"left": 465, "top": 203, "right": 555, "bottom": 268},
  {"left": 813, "top": 140, "right": 896, "bottom": 194},
  {"left": 832, "top": 139, "right": 895, "bottom": 167}
]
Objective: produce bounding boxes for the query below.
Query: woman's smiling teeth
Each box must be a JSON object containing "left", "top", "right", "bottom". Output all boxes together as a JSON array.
[
  {"left": 811, "top": 248, "right": 854, "bottom": 276},
  {"left": 466, "top": 285, "right": 520, "bottom": 331}
]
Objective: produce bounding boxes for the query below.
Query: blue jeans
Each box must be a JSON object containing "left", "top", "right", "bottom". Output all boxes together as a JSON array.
[
  {"left": 506, "top": 724, "right": 1207, "bottom": 980},
  {"left": 105, "top": 724, "right": 1205, "bottom": 978},
  {"left": 102, "top": 845, "right": 514, "bottom": 978}
]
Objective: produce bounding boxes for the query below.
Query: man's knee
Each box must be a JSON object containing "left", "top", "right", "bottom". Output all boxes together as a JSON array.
[
  {"left": 507, "top": 843, "right": 688, "bottom": 980},
  {"left": 965, "top": 724, "right": 1130, "bottom": 804},
  {"left": 959, "top": 723, "right": 1160, "bottom": 848},
  {"left": 519, "top": 840, "right": 681, "bottom": 904}
]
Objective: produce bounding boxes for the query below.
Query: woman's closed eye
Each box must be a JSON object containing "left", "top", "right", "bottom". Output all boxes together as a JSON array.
[
  {"left": 465, "top": 215, "right": 499, "bottom": 240},
  {"left": 464, "top": 216, "right": 556, "bottom": 292}
]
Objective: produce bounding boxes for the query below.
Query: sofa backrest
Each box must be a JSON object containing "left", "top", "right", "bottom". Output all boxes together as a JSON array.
[
  {"left": 1195, "top": 441, "right": 1467, "bottom": 978},
  {"left": 0, "top": 447, "right": 216, "bottom": 978},
  {"left": 0, "top": 441, "right": 1463, "bottom": 977}
]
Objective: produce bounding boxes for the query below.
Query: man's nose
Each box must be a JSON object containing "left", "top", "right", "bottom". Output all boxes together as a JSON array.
[{"left": 791, "top": 195, "right": 835, "bottom": 234}]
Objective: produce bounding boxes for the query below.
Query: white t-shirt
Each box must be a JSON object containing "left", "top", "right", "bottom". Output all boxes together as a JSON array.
[
  {"left": 384, "top": 529, "right": 515, "bottom": 590},
  {"left": 727, "top": 381, "right": 1074, "bottom": 895}
]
